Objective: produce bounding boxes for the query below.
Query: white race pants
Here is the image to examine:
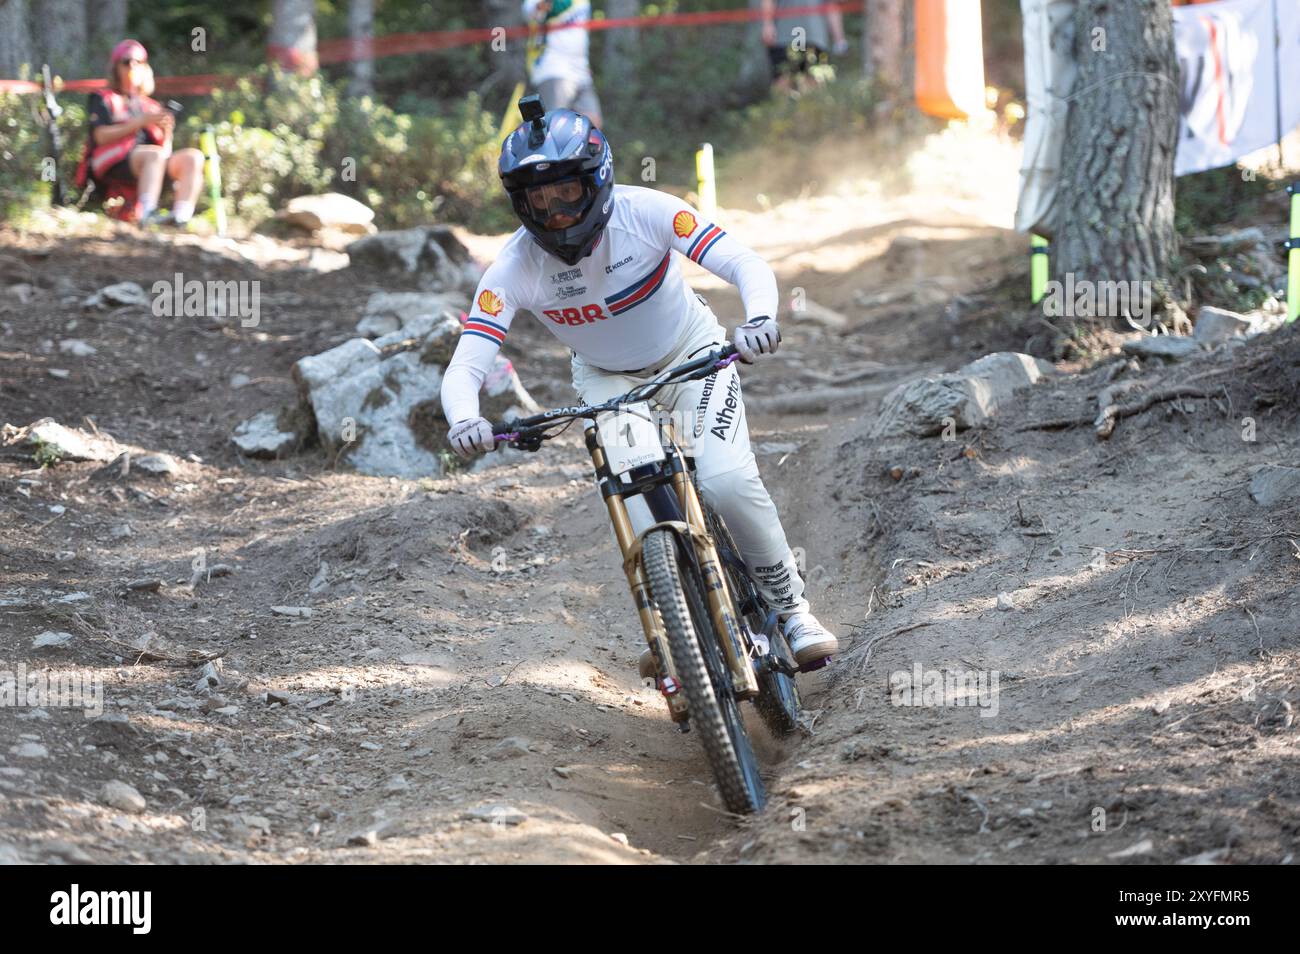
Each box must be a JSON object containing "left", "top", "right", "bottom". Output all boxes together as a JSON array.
[{"left": 571, "top": 309, "right": 809, "bottom": 618}]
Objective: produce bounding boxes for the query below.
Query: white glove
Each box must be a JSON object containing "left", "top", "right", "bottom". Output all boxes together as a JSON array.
[
  {"left": 733, "top": 316, "right": 781, "bottom": 364},
  {"left": 448, "top": 417, "right": 496, "bottom": 458}
]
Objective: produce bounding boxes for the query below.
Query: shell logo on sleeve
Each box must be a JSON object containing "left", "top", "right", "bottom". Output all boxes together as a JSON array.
[
  {"left": 476, "top": 289, "right": 505, "bottom": 317},
  {"left": 672, "top": 210, "right": 698, "bottom": 239}
]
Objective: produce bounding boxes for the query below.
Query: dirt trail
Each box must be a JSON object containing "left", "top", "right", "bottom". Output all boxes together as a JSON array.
[{"left": 3, "top": 130, "right": 1297, "bottom": 864}]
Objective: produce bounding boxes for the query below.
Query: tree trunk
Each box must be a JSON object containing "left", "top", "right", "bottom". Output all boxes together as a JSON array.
[
  {"left": 738, "top": 0, "right": 770, "bottom": 94},
  {"left": 863, "top": 0, "right": 904, "bottom": 92},
  {"left": 31, "top": 0, "right": 88, "bottom": 76},
  {"left": 603, "top": 0, "right": 639, "bottom": 90},
  {"left": 0, "top": 0, "right": 34, "bottom": 78},
  {"left": 346, "top": 0, "right": 374, "bottom": 97},
  {"left": 1054, "top": 0, "right": 1179, "bottom": 319},
  {"left": 482, "top": 0, "right": 526, "bottom": 91},
  {"left": 269, "top": 0, "right": 318, "bottom": 75},
  {"left": 86, "top": 0, "right": 129, "bottom": 73}
]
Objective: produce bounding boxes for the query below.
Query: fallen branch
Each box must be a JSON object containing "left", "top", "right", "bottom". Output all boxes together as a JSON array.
[
  {"left": 69, "top": 612, "right": 223, "bottom": 665},
  {"left": 756, "top": 382, "right": 890, "bottom": 415}
]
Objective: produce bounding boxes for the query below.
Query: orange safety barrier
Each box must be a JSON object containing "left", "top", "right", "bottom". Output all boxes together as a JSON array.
[{"left": 915, "top": 0, "right": 988, "bottom": 121}]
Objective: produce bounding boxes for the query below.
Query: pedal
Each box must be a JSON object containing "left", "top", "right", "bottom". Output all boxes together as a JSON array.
[{"left": 797, "top": 655, "right": 833, "bottom": 674}]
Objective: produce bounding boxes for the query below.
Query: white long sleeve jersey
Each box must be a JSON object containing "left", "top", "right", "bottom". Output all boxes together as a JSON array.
[{"left": 440, "top": 184, "right": 779, "bottom": 425}]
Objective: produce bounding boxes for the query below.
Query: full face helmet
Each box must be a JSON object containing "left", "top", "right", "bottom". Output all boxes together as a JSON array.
[{"left": 499, "top": 96, "right": 614, "bottom": 266}]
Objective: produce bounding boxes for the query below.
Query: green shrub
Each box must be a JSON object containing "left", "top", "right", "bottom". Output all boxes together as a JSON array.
[
  {"left": 0, "top": 91, "right": 89, "bottom": 223},
  {"left": 1175, "top": 164, "right": 1279, "bottom": 236},
  {"left": 326, "top": 91, "right": 511, "bottom": 230}
]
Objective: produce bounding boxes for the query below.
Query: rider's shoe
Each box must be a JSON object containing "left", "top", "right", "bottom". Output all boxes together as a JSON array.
[
  {"left": 782, "top": 612, "right": 838, "bottom": 666},
  {"left": 638, "top": 648, "right": 657, "bottom": 681}
]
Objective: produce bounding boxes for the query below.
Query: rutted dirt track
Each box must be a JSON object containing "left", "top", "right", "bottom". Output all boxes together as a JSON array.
[{"left": 2, "top": 152, "right": 1298, "bottom": 864}]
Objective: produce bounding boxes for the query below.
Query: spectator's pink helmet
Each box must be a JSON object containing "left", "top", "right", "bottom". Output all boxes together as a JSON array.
[{"left": 107, "top": 39, "right": 148, "bottom": 90}]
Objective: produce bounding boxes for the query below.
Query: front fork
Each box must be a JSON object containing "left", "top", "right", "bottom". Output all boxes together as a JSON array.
[{"left": 586, "top": 424, "right": 759, "bottom": 726}]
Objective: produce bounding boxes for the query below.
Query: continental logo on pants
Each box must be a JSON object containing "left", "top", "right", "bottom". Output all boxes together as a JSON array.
[{"left": 693, "top": 370, "right": 719, "bottom": 437}]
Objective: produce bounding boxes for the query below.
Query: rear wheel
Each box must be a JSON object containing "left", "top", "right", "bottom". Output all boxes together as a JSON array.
[{"left": 642, "top": 528, "right": 765, "bottom": 814}]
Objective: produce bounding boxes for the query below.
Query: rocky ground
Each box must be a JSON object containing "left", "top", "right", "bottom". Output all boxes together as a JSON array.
[{"left": 2, "top": 151, "right": 1297, "bottom": 864}]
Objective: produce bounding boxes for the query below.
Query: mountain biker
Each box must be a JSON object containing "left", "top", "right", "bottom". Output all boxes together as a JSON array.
[{"left": 440, "top": 103, "right": 838, "bottom": 668}]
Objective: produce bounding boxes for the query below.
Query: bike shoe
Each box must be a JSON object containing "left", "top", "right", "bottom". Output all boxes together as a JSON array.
[{"left": 782, "top": 612, "right": 839, "bottom": 667}]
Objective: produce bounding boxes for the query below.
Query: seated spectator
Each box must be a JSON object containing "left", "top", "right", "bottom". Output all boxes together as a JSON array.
[{"left": 81, "top": 39, "right": 203, "bottom": 226}]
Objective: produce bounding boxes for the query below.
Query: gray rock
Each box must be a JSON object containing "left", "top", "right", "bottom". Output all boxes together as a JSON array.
[
  {"left": 356, "top": 291, "right": 460, "bottom": 338},
  {"left": 492, "top": 737, "right": 532, "bottom": 759},
  {"left": 131, "top": 453, "right": 179, "bottom": 476},
  {"left": 100, "top": 780, "right": 147, "bottom": 814},
  {"left": 32, "top": 630, "right": 73, "bottom": 649},
  {"left": 42, "top": 840, "right": 92, "bottom": 864},
  {"left": 0, "top": 843, "right": 23, "bottom": 864},
  {"left": 463, "top": 804, "right": 527, "bottom": 826},
  {"left": 996, "top": 592, "right": 1016, "bottom": 612},
  {"left": 871, "top": 352, "right": 1055, "bottom": 438},
  {"left": 23, "top": 418, "right": 120, "bottom": 463},
  {"left": 194, "top": 660, "right": 223, "bottom": 690},
  {"left": 58, "top": 338, "right": 97, "bottom": 356},
  {"left": 83, "top": 713, "right": 138, "bottom": 749},
  {"left": 231, "top": 410, "right": 300, "bottom": 459},
  {"left": 292, "top": 315, "right": 538, "bottom": 478},
  {"left": 6, "top": 282, "right": 36, "bottom": 304},
  {"left": 307, "top": 560, "right": 330, "bottom": 594},
  {"left": 1249, "top": 465, "right": 1300, "bottom": 508},
  {"left": 355, "top": 313, "right": 401, "bottom": 338},
  {"left": 1194, "top": 306, "right": 1251, "bottom": 343},
  {"left": 279, "top": 193, "right": 376, "bottom": 235},
  {"left": 1245, "top": 308, "right": 1287, "bottom": 338},
  {"left": 345, "top": 225, "right": 480, "bottom": 293},
  {"left": 1121, "top": 335, "right": 1202, "bottom": 361},
  {"left": 10, "top": 742, "right": 48, "bottom": 759},
  {"left": 82, "top": 281, "right": 147, "bottom": 309},
  {"left": 270, "top": 605, "right": 312, "bottom": 618}
]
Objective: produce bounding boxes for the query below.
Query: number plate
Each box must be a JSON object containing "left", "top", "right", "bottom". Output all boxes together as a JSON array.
[{"left": 597, "top": 401, "right": 665, "bottom": 476}]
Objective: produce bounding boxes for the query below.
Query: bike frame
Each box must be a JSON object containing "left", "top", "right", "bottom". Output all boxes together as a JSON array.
[
  {"left": 582, "top": 413, "right": 760, "bottom": 723},
  {"left": 493, "top": 345, "right": 761, "bottom": 725}
]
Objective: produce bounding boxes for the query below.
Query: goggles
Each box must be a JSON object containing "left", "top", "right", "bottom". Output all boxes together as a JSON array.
[{"left": 523, "top": 177, "right": 591, "bottom": 231}]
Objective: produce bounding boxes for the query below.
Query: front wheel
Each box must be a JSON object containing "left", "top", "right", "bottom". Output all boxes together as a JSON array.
[{"left": 642, "top": 528, "right": 765, "bottom": 814}]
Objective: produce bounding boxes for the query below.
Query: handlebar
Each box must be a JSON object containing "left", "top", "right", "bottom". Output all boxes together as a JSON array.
[{"left": 493, "top": 343, "right": 742, "bottom": 448}]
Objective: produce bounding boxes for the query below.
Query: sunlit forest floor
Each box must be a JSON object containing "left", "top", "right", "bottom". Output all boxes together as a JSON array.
[{"left": 2, "top": 122, "right": 1297, "bottom": 864}]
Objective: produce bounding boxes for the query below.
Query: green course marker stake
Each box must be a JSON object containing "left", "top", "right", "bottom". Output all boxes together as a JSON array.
[
  {"left": 1287, "top": 183, "right": 1298, "bottom": 324},
  {"left": 1031, "top": 234, "right": 1049, "bottom": 305},
  {"left": 200, "top": 125, "right": 227, "bottom": 237}
]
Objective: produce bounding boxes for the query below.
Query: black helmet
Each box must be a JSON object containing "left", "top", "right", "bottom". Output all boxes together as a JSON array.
[{"left": 499, "top": 96, "right": 614, "bottom": 267}]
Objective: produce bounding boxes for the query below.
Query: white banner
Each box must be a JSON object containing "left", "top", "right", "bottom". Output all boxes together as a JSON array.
[{"left": 1175, "top": 0, "right": 1300, "bottom": 176}]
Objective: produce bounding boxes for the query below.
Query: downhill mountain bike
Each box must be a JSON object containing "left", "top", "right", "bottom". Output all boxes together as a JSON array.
[{"left": 492, "top": 343, "right": 817, "bottom": 814}]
